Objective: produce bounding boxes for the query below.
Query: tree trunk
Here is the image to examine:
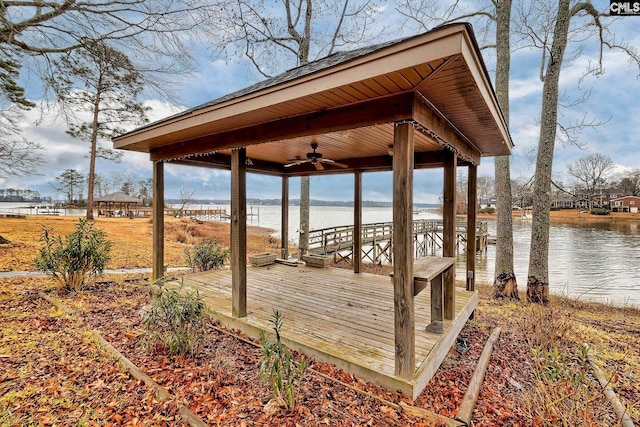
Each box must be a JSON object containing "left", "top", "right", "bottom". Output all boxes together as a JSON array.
[
  {"left": 86, "top": 81, "right": 102, "bottom": 221},
  {"left": 527, "top": 0, "right": 571, "bottom": 305},
  {"left": 492, "top": 272, "right": 519, "bottom": 299},
  {"left": 492, "top": 0, "right": 518, "bottom": 299}
]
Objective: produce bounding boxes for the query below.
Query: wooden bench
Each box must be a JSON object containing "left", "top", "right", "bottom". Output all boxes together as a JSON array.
[{"left": 413, "top": 256, "right": 455, "bottom": 334}]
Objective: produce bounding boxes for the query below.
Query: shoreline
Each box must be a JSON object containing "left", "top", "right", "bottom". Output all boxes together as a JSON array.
[{"left": 477, "top": 208, "right": 640, "bottom": 223}]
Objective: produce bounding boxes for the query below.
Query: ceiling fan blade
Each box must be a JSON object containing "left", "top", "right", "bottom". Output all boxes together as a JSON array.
[
  {"left": 284, "top": 159, "right": 310, "bottom": 168},
  {"left": 320, "top": 159, "right": 349, "bottom": 168},
  {"left": 314, "top": 161, "right": 324, "bottom": 171}
]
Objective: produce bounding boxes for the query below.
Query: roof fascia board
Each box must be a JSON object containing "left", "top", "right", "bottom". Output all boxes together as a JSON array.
[{"left": 459, "top": 30, "right": 513, "bottom": 150}]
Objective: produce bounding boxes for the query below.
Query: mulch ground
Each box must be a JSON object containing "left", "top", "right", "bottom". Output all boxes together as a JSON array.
[{"left": 1, "top": 275, "right": 535, "bottom": 426}]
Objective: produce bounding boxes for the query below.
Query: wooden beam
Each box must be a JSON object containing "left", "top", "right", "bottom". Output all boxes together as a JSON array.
[
  {"left": 442, "top": 150, "right": 457, "bottom": 320},
  {"left": 171, "top": 153, "right": 285, "bottom": 176},
  {"left": 284, "top": 151, "right": 454, "bottom": 177},
  {"left": 150, "top": 93, "right": 416, "bottom": 162},
  {"left": 281, "top": 176, "right": 289, "bottom": 259},
  {"left": 392, "top": 122, "right": 415, "bottom": 379},
  {"left": 231, "top": 148, "right": 247, "bottom": 318},
  {"left": 354, "top": 170, "right": 362, "bottom": 274},
  {"left": 413, "top": 96, "right": 481, "bottom": 165},
  {"left": 466, "top": 163, "right": 477, "bottom": 292},
  {"left": 152, "top": 161, "right": 164, "bottom": 280}
]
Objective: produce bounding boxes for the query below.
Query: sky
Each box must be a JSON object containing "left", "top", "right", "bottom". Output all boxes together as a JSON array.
[{"left": 3, "top": 0, "right": 639, "bottom": 203}]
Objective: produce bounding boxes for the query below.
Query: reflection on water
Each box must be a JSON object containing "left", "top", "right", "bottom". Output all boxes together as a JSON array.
[
  {"left": 458, "top": 218, "right": 640, "bottom": 307},
  {"left": 243, "top": 205, "right": 639, "bottom": 307}
]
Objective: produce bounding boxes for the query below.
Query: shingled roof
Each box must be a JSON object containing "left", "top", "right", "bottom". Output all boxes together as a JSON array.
[{"left": 94, "top": 192, "right": 141, "bottom": 204}]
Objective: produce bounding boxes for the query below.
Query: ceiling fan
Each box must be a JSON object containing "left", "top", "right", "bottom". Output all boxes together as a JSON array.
[{"left": 284, "top": 142, "right": 349, "bottom": 171}]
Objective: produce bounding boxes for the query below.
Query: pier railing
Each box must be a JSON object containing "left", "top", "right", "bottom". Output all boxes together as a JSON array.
[{"left": 308, "top": 219, "right": 488, "bottom": 263}]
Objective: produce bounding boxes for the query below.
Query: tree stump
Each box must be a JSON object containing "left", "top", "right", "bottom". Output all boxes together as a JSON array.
[
  {"left": 492, "top": 272, "right": 519, "bottom": 300},
  {"left": 526, "top": 276, "right": 549, "bottom": 305}
]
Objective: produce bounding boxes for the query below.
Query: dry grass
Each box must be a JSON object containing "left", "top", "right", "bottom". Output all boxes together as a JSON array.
[
  {"left": 0, "top": 215, "right": 279, "bottom": 271},
  {"left": 474, "top": 284, "right": 640, "bottom": 426}
]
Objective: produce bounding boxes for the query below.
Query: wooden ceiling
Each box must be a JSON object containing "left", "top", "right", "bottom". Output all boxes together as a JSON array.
[{"left": 113, "top": 24, "right": 512, "bottom": 176}]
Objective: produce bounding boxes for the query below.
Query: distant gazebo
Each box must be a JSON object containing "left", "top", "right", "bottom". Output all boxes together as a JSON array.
[{"left": 95, "top": 192, "right": 141, "bottom": 217}]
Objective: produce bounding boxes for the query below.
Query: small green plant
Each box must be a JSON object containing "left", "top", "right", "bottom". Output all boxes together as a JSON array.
[
  {"left": 526, "top": 344, "right": 604, "bottom": 425},
  {"left": 142, "top": 278, "right": 207, "bottom": 356},
  {"left": 184, "top": 237, "right": 229, "bottom": 272},
  {"left": 259, "top": 310, "right": 307, "bottom": 411},
  {"left": 591, "top": 207, "right": 610, "bottom": 215},
  {"left": 34, "top": 218, "right": 111, "bottom": 292}
]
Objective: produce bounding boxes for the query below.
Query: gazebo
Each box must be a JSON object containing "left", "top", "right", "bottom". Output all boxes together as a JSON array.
[
  {"left": 94, "top": 192, "right": 141, "bottom": 217},
  {"left": 113, "top": 23, "right": 512, "bottom": 397}
]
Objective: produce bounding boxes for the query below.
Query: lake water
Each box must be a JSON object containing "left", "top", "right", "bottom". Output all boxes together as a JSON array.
[
  {"left": 2, "top": 202, "right": 638, "bottom": 307},
  {"left": 227, "top": 204, "right": 640, "bottom": 307}
]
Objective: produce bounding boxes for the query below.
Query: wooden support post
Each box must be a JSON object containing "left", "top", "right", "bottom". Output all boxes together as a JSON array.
[
  {"left": 443, "top": 150, "right": 457, "bottom": 320},
  {"left": 231, "top": 148, "right": 247, "bottom": 318},
  {"left": 152, "top": 161, "right": 164, "bottom": 280},
  {"left": 467, "top": 163, "right": 477, "bottom": 292},
  {"left": 354, "top": 170, "right": 362, "bottom": 274},
  {"left": 426, "top": 274, "right": 444, "bottom": 333},
  {"left": 281, "top": 176, "right": 289, "bottom": 259},
  {"left": 392, "top": 122, "right": 415, "bottom": 379}
]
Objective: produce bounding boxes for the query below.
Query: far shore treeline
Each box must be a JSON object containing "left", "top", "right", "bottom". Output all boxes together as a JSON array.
[{"left": 165, "top": 198, "right": 438, "bottom": 208}]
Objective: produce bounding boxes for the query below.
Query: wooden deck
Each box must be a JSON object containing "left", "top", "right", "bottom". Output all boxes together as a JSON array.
[{"left": 178, "top": 263, "right": 478, "bottom": 399}]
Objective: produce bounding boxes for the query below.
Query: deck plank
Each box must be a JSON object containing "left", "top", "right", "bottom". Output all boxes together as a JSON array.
[{"left": 178, "top": 264, "right": 476, "bottom": 398}]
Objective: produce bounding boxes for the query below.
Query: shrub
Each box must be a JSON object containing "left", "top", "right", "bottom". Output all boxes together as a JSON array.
[
  {"left": 34, "top": 218, "right": 111, "bottom": 292},
  {"left": 259, "top": 310, "right": 307, "bottom": 411},
  {"left": 184, "top": 237, "right": 229, "bottom": 272},
  {"left": 479, "top": 207, "right": 496, "bottom": 214},
  {"left": 591, "top": 208, "right": 610, "bottom": 215},
  {"left": 142, "top": 278, "right": 207, "bottom": 356}
]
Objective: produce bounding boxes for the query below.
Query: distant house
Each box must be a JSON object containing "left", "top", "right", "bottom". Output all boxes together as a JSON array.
[
  {"left": 593, "top": 188, "right": 624, "bottom": 208},
  {"left": 479, "top": 198, "right": 496, "bottom": 209},
  {"left": 609, "top": 195, "right": 640, "bottom": 213},
  {"left": 551, "top": 193, "right": 575, "bottom": 209}
]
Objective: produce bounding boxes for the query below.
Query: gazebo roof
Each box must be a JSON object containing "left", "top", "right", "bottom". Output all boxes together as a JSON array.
[
  {"left": 113, "top": 23, "right": 512, "bottom": 175},
  {"left": 94, "top": 192, "right": 141, "bottom": 204}
]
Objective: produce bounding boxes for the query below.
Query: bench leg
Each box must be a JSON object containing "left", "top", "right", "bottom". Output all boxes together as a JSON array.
[
  {"left": 444, "top": 266, "right": 455, "bottom": 320},
  {"left": 426, "top": 274, "right": 444, "bottom": 334}
]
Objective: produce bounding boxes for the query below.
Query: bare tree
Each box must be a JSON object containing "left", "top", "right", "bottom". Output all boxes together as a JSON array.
[
  {"left": 477, "top": 175, "right": 495, "bottom": 204},
  {"left": 522, "top": 1, "right": 639, "bottom": 304},
  {"left": 174, "top": 183, "right": 197, "bottom": 218},
  {"left": 1, "top": 1, "right": 226, "bottom": 181},
  {"left": 0, "top": 0, "right": 217, "bottom": 97},
  {"left": 0, "top": 65, "right": 42, "bottom": 177},
  {"left": 398, "top": 0, "right": 520, "bottom": 299},
  {"left": 566, "top": 153, "right": 614, "bottom": 210},
  {"left": 214, "top": 0, "right": 381, "bottom": 256},
  {"left": 456, "top": 169, "right": 468, "bottom": 215},
  {"left": 512, "top": 175, "right": 534, "bottom": 209},
  {"left": 615, "top": 169, "right": 640, "bottom": 196},
  {"left": 0, "top": 136, "right": 43, "bottom": 178}
]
